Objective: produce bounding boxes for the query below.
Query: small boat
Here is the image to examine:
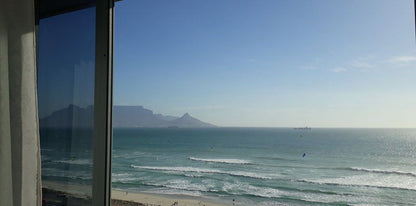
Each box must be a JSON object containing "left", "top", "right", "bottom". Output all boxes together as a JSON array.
[{"left": 294, "top": 127, "right": 311, "bottom": 130}]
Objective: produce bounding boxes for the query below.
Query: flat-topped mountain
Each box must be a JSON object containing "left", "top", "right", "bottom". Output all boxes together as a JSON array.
[
  {"left": 40, "top": 105, "right": 216, "bottom": 128},
  {"left": 113, "top": 106, "right": 215, "bottom": 127},
  {"left": 113, "top": 105, "right": 165, "bottom": 127}
]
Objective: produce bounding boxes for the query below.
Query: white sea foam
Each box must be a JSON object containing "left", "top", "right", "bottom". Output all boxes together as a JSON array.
[
  {"left": 112, "top": 173, "right": 140, "bottom": 183},
  {"left": 189, "top": 157, "right": 251, "bottom": 164},
  {"left": 222, "top": 182, "right": 283, "bottom": 198},
  {"left": 145, "top": 179, "right": 365, "bottom": 204},
  {"left": 166, "top": 179, "right": 209, "bottom": 192},
  {"left": 223, "top": 181, "right": 381, "bottom": 205},
  {"left": 346, "top": 167, "right": 416, "bottom": 177},
  {"left": 135, "top": 174, "right": 363, "bottom": 204},
  {"left": 131, "top": 165, "right": 272, "bottom": 179},
  {"left": 42, "top": 167, "right": 92, "bottom": 180},
  {"left": 132, "top": 165, "right": 221, "bottom": 173},
  {"left": 146, "top": 180, "right": 346, "bottom": 204},
  {"left": 183, "top": 173, "right": 204, "bottom": 178},
  {"left": 301, "top": 174, "right": 416, "bottom": 191},
  {"left": 142, "top": 179, "right": 210, "bottom": 193},
  {"left": 55, "top": 159, "right": 92, "bottom": 165},
  {"left": 145, "top": 188, "right": 203, "bottom": 197},
  {"left": 229, "top": 183, "right": 368, "bottom": 204},
  {"left": 222, "top": 182, "right": 344, "bottom": 204},
  {"left": 112, "top": 173, "right": 130, "bottom": 177},
  {"left": 112, "top": 177, "right": 138, "bottom": 183}
]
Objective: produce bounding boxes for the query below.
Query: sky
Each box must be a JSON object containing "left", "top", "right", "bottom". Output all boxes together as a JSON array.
[
  {"left": 38, "top": 8, "right": 96, "bottom": 118},
  {"left": 113, "top": 0, "right": 416, "bottom": 128}
]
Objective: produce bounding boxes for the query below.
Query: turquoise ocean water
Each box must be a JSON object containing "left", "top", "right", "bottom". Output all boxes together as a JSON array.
[{"left": 42, "top": 128, "right": 416, "bottom": 205}]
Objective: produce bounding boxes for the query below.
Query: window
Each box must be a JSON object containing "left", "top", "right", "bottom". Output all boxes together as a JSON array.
[
  {"left": 111, "top": 1, "right": 416, "bottom": 205},
  {"left": 37, "top": 0, "right": 113, "bottom": 205},
  {"left": 38, "top": 7, "right": 96, "bottom": 205}
]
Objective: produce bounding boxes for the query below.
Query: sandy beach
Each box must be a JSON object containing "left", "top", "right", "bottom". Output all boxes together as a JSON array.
[
  {"left": 42, "top": 181, "right": 228, "bottom": 206},
  {"left": 112, "top": 190, "right": 227, "bottom": 206}
]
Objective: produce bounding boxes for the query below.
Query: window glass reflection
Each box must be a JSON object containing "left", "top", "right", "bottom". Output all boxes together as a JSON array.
[{"left": 38, "top": 7, "right": 96, "bottom": 206}]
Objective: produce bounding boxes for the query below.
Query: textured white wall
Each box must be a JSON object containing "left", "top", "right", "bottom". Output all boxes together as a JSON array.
[{"left": 0, "top": 0, "right": 41, "bottom": 205}]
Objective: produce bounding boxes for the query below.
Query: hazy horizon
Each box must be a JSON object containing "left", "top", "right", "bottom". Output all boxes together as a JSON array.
[
  {"left": 109, "top": 104, "right": 416, "bottom": 129},
  {"left": 39, "top": 103, "right": 416, "bottom": 128},
  {"left": 113, "top": 0, "right": 416, "bottom": 128}
]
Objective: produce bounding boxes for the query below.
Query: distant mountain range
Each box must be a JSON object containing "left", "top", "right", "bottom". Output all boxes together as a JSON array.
[{"left": 40, "top": 105, "right": 216, "bottom": 128}]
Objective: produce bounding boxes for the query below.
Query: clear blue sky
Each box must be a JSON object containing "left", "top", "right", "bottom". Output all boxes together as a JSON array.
[{"left": 114, "top": 0, "right": 416, "bottom": 128}]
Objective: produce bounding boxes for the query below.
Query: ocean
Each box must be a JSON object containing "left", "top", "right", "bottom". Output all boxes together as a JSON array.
[{"left": 41, "top": 128, "right": 416, "bottom": 205}]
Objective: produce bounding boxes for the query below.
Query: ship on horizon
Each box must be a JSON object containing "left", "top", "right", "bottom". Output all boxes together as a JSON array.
[{"left": 293, "top": 127, "right": 312, "bottom": 130}]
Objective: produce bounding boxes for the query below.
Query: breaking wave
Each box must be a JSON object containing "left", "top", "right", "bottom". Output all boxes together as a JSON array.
[
  {"left": 188, "top": 157, "right": 251, "bottom": 164},
  {"left": 131, "top": 165, "right": 272, "bottom": 180},
  {"left": 54, "top": 159, "right": 92, "bottom": 165},
  {"left": 299, "top": 175, "right": 416, "bottom": 191},
  {"left": 342, "top": 167, "right": 416, "bottom": 177}
]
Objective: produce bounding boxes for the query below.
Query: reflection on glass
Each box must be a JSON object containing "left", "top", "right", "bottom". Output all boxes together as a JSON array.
[{"left": 38, "top": 7, "right": 95, "bottom": 206}]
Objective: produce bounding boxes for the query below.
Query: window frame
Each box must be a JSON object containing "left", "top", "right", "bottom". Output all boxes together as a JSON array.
[
  {"left": 36, "top": 0, "right": 114, "bottom": 205},
  {"left": 92, "top": 0, "right": 114, "bottom": 205}
]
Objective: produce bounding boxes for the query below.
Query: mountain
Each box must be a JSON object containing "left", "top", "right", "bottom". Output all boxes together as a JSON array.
[
  {"left": 113, "top": 106, "right": 167, "bottom": 127},
  {"left": 40, "top": 105, "right": 216, "bottom": 128},
  {"left": 154, "top": 114, "right": 179, "bottom": 121},
  {"left": 113, "top": 106, "right": 215, "bottom": 128},
  {"left": 169, "top": 113, "right": 216, "bottom": 128},
  {"left": 39, "top": 104, "right": 93, "bottom": 128}
]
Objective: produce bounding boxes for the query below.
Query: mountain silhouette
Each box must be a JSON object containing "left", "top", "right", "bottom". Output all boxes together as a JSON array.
[
  {"left": 169, "top": 113, "right": 215, "bottom": 127},
  {"left": 40, "top": 105, "right": 216, "bottom": 128}
]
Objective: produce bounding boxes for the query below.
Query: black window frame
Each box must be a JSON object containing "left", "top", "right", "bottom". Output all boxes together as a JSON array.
[{"left": 35, "top": 0, "right": 114, "bottom": 205}]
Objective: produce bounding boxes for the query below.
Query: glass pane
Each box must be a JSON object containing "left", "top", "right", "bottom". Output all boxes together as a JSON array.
[{"left": 38, "top": 7, "right": 95, "bottom": 206}]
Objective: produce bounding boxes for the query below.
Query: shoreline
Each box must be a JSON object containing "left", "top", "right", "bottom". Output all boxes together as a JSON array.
[{"left": 42, "top": 181, "right": 229, "bottom": 206}]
